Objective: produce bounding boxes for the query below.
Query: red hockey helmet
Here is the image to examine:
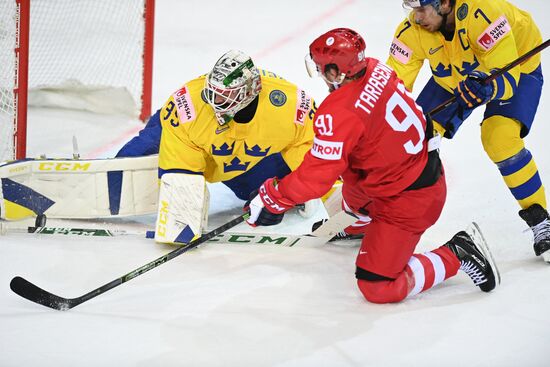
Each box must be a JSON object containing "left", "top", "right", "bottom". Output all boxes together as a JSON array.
[{"left": 306, "top": 28, "right": 367, "bottom": 84}]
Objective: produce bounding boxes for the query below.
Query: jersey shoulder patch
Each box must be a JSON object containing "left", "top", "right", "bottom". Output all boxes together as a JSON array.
[
  {"left": 390, "top": 37, "right": 413, "bottom": 64},
  {"left": 269, "top": 89, "right": 287, "bottom": 107},
  {"left": 294, "top": 88, "right": 313, "bottom": 125},
  {"left": 311, "top": 136, "right": 343, "bottom": 161},
  {"left": 457, "top": 3, "right": 469, "bottom": 21},
  {"left": 172, "top": 86, "right": 197, "bottom": 124},
  {"left": 476, "top": 15, "right": 511, "bottom": 51}
]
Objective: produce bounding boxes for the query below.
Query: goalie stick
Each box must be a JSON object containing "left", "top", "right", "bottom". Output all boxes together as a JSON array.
[
  {"left": 0, "top": 214, "right": 47, "bottom": 235},
  {"left": 11, "top": 210, "right": 355, "bottom": 246},
  {"left": 23, "top": 226, "right": 305, "bottom": 247},
  {"left": 10, "top": 208, "right": 356, "bottom": 244},
  {"left": 9, "top": 210, "right": 356, "bottom": 310}
]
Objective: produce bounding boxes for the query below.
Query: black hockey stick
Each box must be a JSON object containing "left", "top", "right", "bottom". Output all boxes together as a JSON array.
[
  {"left": 429, "top": 38, "right": 550, "bottom": 116},
  {"left": 10, "top": 213, "right": 249, "bottom": 311}
]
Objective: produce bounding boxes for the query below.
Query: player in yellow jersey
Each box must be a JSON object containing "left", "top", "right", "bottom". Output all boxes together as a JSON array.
[
  {"left": 118, "top": 50, "right": 316, "bottom": 244},
  {"left": 386, "top": 0, "right": 550, "bottom": 261}
]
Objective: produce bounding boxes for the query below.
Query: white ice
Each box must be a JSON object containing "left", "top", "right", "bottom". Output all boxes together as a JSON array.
[{"left": 1, "top": 1, "right": 550, "bottom": 366}]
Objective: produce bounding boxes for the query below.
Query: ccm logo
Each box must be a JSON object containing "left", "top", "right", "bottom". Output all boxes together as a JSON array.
[
  {"left": 157, "top": 200, "right": 169, "bottom": 237},
  {"left": 311, "top": 137, "right": 343, "bottom": 160},
  {"left": 38, "top": 162, "right": 91, "bottom": 171},
  {"left": 259, "top": 186, "right": 286, "bottom": 212}
]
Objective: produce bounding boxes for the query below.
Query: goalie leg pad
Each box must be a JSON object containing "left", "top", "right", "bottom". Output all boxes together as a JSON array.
[
  {"left": 1, "top": 178, "right": 55, "bottom": 220},
  {"left": 1, "top": 156, "right": 159, "bottom": 219},
  {"left": 154, "top": 173, "right": 209, "bottom": 245}
]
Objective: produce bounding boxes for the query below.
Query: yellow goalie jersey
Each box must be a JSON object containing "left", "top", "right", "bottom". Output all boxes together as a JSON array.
[
  {"left": 158, "top": 70, "right": 315, "bottom": 199},
  {"left": 387, "top": 0, "right": 542, "bottom": 97}
]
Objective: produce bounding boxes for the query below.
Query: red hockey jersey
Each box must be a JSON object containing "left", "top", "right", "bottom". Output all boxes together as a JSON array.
[{"left": 278, "top": 57, "right": 430, "bottom": 209}]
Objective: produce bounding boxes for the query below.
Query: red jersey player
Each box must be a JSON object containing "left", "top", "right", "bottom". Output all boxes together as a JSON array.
[{"left": 245, "top": 28, "right": 500, "bottom": 304}]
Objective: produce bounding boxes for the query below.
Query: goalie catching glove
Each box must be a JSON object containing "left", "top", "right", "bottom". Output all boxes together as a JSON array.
[{"left": 245, "top": 178, "right": 295, "bottom": 226}]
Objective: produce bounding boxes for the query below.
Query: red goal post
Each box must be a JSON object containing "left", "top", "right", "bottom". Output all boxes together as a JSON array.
[{"left": 0, "top": 0, "right": 155, "bottom": 161}]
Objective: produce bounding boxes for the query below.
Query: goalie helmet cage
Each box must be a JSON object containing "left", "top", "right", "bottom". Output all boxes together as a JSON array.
[{"left": 0, "top": 0, "right": 155, "bottom": 161}]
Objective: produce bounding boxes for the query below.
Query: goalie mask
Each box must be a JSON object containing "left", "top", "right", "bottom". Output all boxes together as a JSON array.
[{"left": 204, "top": 50, "right": 262, "bottom": 125}]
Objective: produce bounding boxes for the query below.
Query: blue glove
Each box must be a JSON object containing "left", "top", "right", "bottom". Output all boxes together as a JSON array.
[{"left": 454, "top": 71, "right": 494, "bottom": 109}]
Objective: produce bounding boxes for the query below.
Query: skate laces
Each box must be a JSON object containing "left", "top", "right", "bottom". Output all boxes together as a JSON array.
[
  {"left": 460, "top": 260, "right": 487, "bottom": 285},
  {"left": 531, "top": 218, "right": 550, "bottom": 243}
]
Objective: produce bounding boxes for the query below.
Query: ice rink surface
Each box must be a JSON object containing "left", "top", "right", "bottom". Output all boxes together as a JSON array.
[{"left": 1, "top": 1, "right": 549, "bottom": 366}]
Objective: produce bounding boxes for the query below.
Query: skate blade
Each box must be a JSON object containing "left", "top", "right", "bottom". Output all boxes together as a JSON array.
[
  {"left": 467, "top": 222, "right": 501, "bottom": 287},
  {"left": 542, "top": 251, "right": 550, "bottom": 263}
]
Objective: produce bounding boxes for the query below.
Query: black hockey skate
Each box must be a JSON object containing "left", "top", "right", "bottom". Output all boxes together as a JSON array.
[
  {"left": 444, "top": 223, "right": 500, "bottom": 292},
  {"left": 519, "top": 204, "right": 550, "bottom": 261},
  {"left": 328, "top": 229, "right": 364, "bottom": 242}
]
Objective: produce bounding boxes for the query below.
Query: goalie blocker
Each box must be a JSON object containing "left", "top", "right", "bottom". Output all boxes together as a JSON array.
[{"left": 154, "top": 173, "right": 209, "bottom": 244}]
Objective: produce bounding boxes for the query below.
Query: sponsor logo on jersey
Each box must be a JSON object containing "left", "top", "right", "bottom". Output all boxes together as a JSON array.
[
  {"left": 389, "top": 37, "right": 412, "bottom": 64},
  {"left": 173, "top": 86, "right": 196, "bottom": 123},
  {"left": 311, "top": 137, "right": 343, "bottom": 161},
  {"left": 295, "top": 88, "right": 312, "bottom": 125},
  {"left": 269, "top": 90, "right": 287, "bottom": 107},
  {"left": 296, "top": 109, "right": 306, "bottom": 125},
  {"left": 477, "top": 15, "right": 511, "bottom": 51}
]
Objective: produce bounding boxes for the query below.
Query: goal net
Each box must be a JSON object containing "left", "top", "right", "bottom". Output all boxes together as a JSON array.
[{"left": 0, "top": 0, "right": 154, "bottom": 162}]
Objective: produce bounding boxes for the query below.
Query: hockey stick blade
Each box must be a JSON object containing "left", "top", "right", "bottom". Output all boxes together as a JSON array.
[
  {"left": 10, "top": 276, "right": 81, "bottom": 311},
  {"left": 10, "top": 213, "right": 249, "bottom": 311}
]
